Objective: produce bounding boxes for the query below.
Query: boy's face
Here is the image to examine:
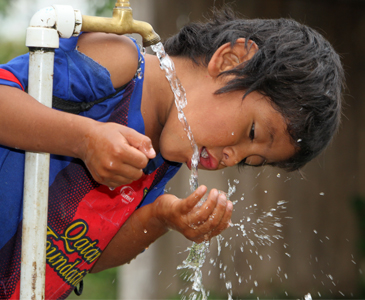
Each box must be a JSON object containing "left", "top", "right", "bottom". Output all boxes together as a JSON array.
[{"left": 159, "top": 89, "right": 296, "bottom": 171}]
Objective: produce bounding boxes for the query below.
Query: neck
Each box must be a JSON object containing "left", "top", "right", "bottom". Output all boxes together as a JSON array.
[{"left": 141, "top": 53, "right": 174, "bottom": 154}]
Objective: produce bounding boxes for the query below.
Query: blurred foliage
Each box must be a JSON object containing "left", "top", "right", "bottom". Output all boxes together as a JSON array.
[
  {"left": 89, "top": 0, "right": 116, "bottom": 16},
  {"left": 67, "top": 268, "right": 118, "bottom": 300},
  {"left": 0, "top": 0, "right": 117, "bottom": 64},
  {"left": 0, "top": 41, "right": 27, "bottom": 64},
  {"left": 0, "top": 0, "right": 14, "bottom": 16}
]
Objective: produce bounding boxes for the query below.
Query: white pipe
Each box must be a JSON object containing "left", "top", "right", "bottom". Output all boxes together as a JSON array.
[{"left": 20, "top": 5, "right": 82, "bottom": 300}]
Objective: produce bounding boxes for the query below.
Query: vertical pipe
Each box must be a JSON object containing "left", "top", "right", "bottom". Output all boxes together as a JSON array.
[
  {"left": 19, "top": 49, "right": 55, "bottom": 300},
  {"left": 20, "top": 5, "right": 80, "bottom": 298}
]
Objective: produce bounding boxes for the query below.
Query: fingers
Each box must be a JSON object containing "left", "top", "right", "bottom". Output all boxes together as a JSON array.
[
  {"left": 84, "top": 123, "right": 156, "bottom": 187},
  {"left": 96, "top": 167, "right": 144, "bottom": 188},
  {"left": 179, "top": 185, "right": 208, "bottom": 214},
  {"left": 207, "top": 194, "right": 233, "bottom": 237},
  {"left": 155, "top": 188, "right": 232, "bottom": 244},
  {"left": 118, "top": 144, "right": 150, "bottom": 169},
  {"left": 122, "top": 126, "right": 156, "bottom": 159},
  {"left": 187, "top": 189, "right": 233, "bottom": 242}
]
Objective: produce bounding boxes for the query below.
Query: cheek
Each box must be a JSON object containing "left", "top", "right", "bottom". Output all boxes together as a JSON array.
[{"left": 195, "top": 121, "right": 239, "bottom": 146}]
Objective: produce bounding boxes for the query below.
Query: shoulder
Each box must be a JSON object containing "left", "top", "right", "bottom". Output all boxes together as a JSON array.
[{"left": 76, "top": 32, "right": 139, "bottom": 88}]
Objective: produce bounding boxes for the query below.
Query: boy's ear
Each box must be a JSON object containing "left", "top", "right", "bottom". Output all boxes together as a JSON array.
[{"left": 208, "top": 38, "right": 258, "bottom": 77}]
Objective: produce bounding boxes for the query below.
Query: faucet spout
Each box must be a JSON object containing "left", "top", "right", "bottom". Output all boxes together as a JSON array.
[{"left": 81, "top": 0, "right": 160, "bottom": 47}]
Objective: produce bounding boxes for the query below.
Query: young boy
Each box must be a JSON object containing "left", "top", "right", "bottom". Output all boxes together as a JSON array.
[{"left": 0, "top": 7, "right": 343, "bottom": 299}]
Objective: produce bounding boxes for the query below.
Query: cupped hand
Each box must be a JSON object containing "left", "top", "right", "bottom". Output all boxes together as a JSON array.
[
  {"left": 154, "top": 186, "right": 233, "bottom": 243},
  {"left": 80, "top": 121, "right": 156, "bottom": 187}
]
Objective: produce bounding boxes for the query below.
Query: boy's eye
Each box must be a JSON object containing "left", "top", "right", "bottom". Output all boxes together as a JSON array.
[{"left": 249, "top": 123, "right": 255, "bottom": 140}]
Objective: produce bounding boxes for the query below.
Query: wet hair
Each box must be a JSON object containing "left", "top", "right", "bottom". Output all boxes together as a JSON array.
[{"left": 163, "top": 7, "right": 344, "bottom": 171}]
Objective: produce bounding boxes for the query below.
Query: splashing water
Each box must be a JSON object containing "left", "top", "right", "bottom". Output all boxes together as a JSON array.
[{"left": 304, "top": 293, "right": 312, "bottom": 300}]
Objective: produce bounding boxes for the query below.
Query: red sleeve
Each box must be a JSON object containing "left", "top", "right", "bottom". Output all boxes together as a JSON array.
[{"left": 0, "top": 69, "right": 24, "bottom": 91}]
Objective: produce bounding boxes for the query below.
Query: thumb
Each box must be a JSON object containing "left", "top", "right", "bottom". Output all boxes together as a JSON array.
[
  {"left": 122, "top": 127, "right": 156, "bottom": 159},
  {"left": 180, "top": 185, "right": 208, "bottom": 214}
]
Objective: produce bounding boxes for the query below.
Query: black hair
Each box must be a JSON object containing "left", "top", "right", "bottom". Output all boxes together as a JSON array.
[{"left": 163, "top": 7, "right": 345, "bottom": 171}]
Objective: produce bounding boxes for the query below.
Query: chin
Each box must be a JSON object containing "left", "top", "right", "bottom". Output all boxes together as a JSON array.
[{"left": 160, "top": 149, "right": 183, "bottom": 164}]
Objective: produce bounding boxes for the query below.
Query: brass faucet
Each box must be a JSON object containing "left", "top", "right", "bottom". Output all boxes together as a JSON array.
[{"left": 81, "top": 0, "right": 161, "bottom": 47}]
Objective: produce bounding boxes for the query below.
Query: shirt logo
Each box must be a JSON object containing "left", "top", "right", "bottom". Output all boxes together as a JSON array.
[{"left": 120, "top": 186, "right": 135, "bottom": 204}]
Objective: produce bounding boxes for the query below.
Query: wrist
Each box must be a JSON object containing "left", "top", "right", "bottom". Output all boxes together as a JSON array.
[
  {"left": 152, "top": 194, "right": 170, "bottom": 230},
  {"left": 71, "top": 116, "right": 97, "bottom": 160}
]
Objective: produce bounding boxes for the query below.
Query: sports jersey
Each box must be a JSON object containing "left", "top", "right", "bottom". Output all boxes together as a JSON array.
[{"left": 0, "top": 34, "right": 181, "bottom": 299}]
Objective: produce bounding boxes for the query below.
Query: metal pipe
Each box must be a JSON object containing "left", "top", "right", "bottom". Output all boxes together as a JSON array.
[{"left": 81, "top": 0, "right": 160, "bottom": 47}]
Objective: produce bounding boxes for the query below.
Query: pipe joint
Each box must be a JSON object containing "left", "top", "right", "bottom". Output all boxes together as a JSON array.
[{"left": 26, "top": 5, "right": 82, "bottom": 48}]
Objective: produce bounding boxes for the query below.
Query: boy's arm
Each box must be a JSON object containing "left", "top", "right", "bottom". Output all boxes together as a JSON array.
[
  {"left": 0, "top": 86, "right": 154, "bottom": 187},
  {"left": 90, "top": 186, "right": 233, "bottom": 273},
  {"left": 0, "top": 33, "right": 155, "bottom": 187}
]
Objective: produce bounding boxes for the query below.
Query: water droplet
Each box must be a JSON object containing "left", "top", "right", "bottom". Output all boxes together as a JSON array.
[
  {"left": 297, "top": 138, "right": 302, "bottom": 142},
  {"left": 140, "top": 46, "right": 146, "bottom": 56},
  {"left": 277, "top": 173, "right": 281, "bottom": 178},
  {"left": 319, "top": 192, "right": 325, "bottom": 196},
  {"left": 225, "top": 281, "right": 232, "bottom": 289},
  {"left": 143, "top": 229, "right": 147, "bottom": 233},
  {"left": 304, "top": 293, "right": 312, "bottom": 300}
]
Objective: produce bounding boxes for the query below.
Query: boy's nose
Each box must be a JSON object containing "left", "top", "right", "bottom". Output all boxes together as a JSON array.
[{"left": 222, "top": 147, "right": 241, "bottom": 167}]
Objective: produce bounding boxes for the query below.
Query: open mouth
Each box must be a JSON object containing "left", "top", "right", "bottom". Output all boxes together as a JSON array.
[
  {"left": 199, "top": 147, "right": 218, "bottom": 170},
  {"left": 201, "top": 147, "right": 209, "bottom": 159},
  {"left": 187, "top": 147, "right": 218, "bottom": 170}
]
